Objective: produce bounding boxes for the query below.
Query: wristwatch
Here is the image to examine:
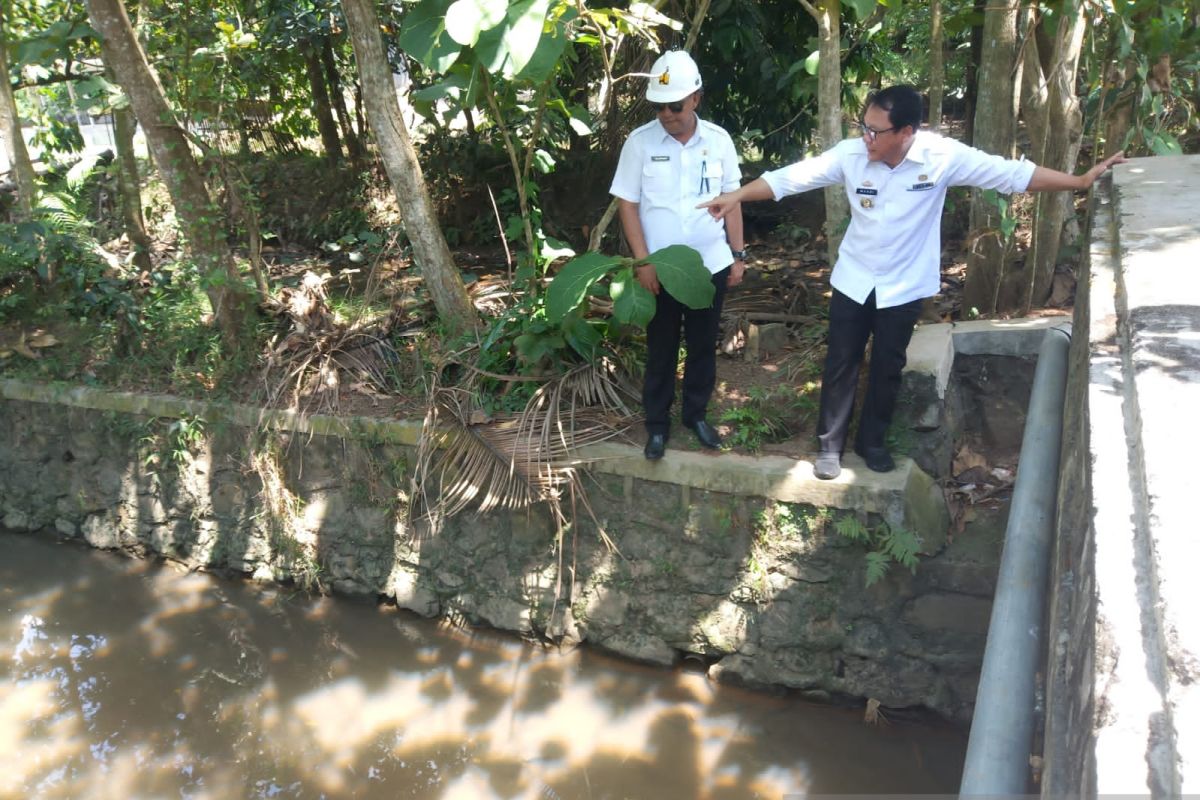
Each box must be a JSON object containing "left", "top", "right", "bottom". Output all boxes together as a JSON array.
[{"left": 730, "top": 248, "right": 748, "bottom": 261}]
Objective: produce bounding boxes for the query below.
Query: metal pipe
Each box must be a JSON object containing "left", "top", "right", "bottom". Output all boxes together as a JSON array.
[{"left": 959, "top": 324, "right": 1072, "bottom": 797}]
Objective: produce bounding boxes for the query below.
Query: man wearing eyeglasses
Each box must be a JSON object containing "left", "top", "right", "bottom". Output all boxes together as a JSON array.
[
  {"left": 610, "top": 50, "right": 746, "bottom": 460},
  {"left": 700, "top": 85, "right": 1125, "bottom": 480}
]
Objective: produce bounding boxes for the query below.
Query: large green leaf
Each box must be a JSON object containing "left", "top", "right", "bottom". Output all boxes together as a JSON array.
[
  {"left": 411, "top": 72, "right": 471, "bottom": 104},
  {"left": 444, "top": 0, "right": 508, "bottom": 46},
  {"left": 1150, "top": 133, "right": 1183, "bottom": 156},
  {"left": 610, "top": 268, "right": 656, "bottom": 328},
  {"left": 545, "top": 251, "right": 621, "bottom": 323},
  {"left": 844, "top": 0, "right": 878, "bottom": 21},
  {"left": 398, "top": 0, "right": 462, "bottom": 74},
  {"left": 474, "top": 0, "right": 554, "bottom": 79},
  {"left": 562, "top": 312, "right": 603, "bottom": 359},
  {"left": 514, "top": 331, "right": 564, "bottom": 366},
  {"left": 514, "top": 5, "right": 575, "bottom": 82},
  {"left": 646, "top": 245, "right": 714, "bottom": 310}
]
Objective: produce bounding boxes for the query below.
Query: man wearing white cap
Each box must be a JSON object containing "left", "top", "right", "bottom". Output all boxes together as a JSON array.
[{"left": 609, "top": 50, "right": 746, "bottom": 460}]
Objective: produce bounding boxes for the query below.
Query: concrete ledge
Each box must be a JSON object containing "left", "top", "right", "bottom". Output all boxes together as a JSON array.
[
  {"left": 905, "top": 317, "right": 1066, "bottom": 401},
  {"left": 0, "top": 378, "right": 424, "bottom": 445},
  {"left": 578, "top": 441, "right": 946, "bottom": 551},
  {"left": 1, "top": 377, "right": 948, "bottom": 551}
]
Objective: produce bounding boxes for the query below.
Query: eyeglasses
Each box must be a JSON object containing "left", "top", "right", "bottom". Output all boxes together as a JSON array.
[
  {"left": 651, "top": 100, "right": 686, "bottom": 113},
  {"left": 856, "top": 120, "right": 898, "bottom": 141}
]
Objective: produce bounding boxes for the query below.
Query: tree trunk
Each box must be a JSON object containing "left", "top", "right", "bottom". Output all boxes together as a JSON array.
[
  {"left": 962, "top": 0, "right": 1020, "bottom": 317},
  {"left": 303, "top": 42, "right": 342, "bottom": 164},
  {"left": 341, "top": 0, "right": 477, "bottom": 335},
  {"left": 1017, "top": 1, "right": 1088, "bottom": 313},
  {"left": 963, "top": 0, "right": 985, "bottom": 144},
  {"left": 85, "top": 0, "right": 252, "bottom": 346},
  {"left": 928, "top": 0, "right": 944, "bottom": 130},
  {"left": 1101, "top": 59, "right": 1136, "bottom": 156},
  {"left": 321, "top": 37, "right": 364, "bottom": 162},
  {"left": 0, "top": 26, "right": 38, "bottom": 220},
  {"left": 801, "top": 0, "right": 848, "bottom": 266},
  {"left": 353, "top": 81, "right": 366, "bottom": 151},
  {"left": 111, "top": 94, "right": 154, "bottom": 274}
]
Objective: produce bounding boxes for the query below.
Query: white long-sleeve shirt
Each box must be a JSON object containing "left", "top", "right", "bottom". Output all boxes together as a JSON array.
[
  {"left": 610, "top": 115, "right": 742, "bottom": 274},
  {"left": 762, "top": 130, "right": 1037, "bottom": 308}
]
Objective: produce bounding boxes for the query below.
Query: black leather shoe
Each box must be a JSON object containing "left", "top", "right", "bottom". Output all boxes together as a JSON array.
[
  {"left": 687, "top": 420, "right": 722, "bottom": 449},
  {"left": 644, "top": 433, "right": 667, "bottom": 460},
  {"left": 814, "top": 452, "right": 841, "bottom": 480},
  {"left": 855, "top": 444, "right": 895, "bottom": 473}
]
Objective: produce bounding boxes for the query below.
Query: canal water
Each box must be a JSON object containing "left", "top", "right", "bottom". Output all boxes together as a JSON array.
[{"left": 1, "top": 530, "right": 966, "bottom": 798}]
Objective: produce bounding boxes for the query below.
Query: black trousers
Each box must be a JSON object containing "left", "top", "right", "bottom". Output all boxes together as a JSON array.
[
  {"left": 817, "top": 288, "right": 923, "bottom": 455},
  {"left": 643, "top": 267, "right": 731, "bottom": 435}
]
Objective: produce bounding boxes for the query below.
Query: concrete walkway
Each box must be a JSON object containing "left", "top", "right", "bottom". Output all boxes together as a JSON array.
[{"left": 1044, "top": 154, "right": 1200, "bottom": 797}]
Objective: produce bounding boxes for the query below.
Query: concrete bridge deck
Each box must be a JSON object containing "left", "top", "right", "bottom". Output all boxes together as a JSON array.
[{"left": 1044, "top": 154, "right": 1200, "bottom": 797}]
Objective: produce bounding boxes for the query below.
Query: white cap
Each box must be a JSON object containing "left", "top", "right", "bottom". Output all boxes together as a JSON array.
[{"left": 645, "top": 51, "right": 702, "bottom": 103}]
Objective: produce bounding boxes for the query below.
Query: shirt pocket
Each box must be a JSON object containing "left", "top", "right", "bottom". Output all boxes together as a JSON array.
[
  {"left": 698, "top": 161, "right": 723, "bottom": 200},
  {"left": 642, "top": 161, "right": 674, "bottom": 207}
]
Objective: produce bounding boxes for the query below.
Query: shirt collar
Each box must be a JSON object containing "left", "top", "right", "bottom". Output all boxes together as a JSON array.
[
  {"left": 655, "top": 113, "right": 706, "bottom": 145},
  {"left": 901, "top": 129, "right": 934, "bottom": 166}
]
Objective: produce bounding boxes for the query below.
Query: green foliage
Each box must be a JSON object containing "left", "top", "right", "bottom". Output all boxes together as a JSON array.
[
  {"left": 545, "top": 251, "right": 621, "bottom": 322},
  {"left": 1082, "top": 0, "right": 1199, "bottom": 157},
  {"left": 545, "top": 244, "right": 711, "bottom": 330},
  {"left": 0, "top": 188, "right": 122, "bottom": 324},
  {"left": 719, "top": 385, "right": 817, "bottom": 453},
  {"left": 754, "top": 501, "right": 808, "bottom": 543},
  {"left": 165, "top": 416, "right": 207, "bottom": 467},
  {"left": 980, "top": 189, "right": 1018, "bottom": 242},
  {"left": 834, "top": 514, "right": 923, "bottom": 587}
]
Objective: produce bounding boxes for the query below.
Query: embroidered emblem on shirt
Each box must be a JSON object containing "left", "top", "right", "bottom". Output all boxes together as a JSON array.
[
  {"left": 855, "top": 187, "right": 878, "bottom": 196},
  {"left": 860, "top": 198, "right": 874, "bottom": 209},
  {"left": 908, "top": 182, "right": 935, "bottom": 191},
  {"left": 862, "top": 180, "right": 873, "bottom": 187},
  {"left": 659, "top": 69, "right": 670, "bottom": 85},
  {"left": 651, "top": 155, "right": 670, "bottom": 162},
  {"left": 918, "top": 174, "right": 928, "bottom": 181}
]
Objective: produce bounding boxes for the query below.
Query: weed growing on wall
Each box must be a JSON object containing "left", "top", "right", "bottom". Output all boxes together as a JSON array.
[
  {"left": 345, "top": 441, "right": 410, "bottom": 520},
  {"left": 248, "top": 434, "right": 323, "bottom": 591},
  {"left": 743, "top": 502, "right": 826, "bottom": 602},
  {"left": 130, "top": 414, "right": 207, "bottom": 488},
  {"left": 834, "top": 514, "right": 922, "bottom": 587}
]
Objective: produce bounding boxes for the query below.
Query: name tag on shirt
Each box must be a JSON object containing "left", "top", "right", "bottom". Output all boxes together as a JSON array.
[
  {"left": 908, "top": 182, "right": 935, "bottom": 191},
  {"left": 651, "top": 155, "right": 670, "bottom": 162},
  {"left": 855, "top": 187, "right": 878, "bottom": 196}
]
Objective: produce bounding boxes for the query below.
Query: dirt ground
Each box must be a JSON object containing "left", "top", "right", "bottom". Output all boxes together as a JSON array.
[{"left": 0, "top": 196, "right": 1077, "bottom": 465}]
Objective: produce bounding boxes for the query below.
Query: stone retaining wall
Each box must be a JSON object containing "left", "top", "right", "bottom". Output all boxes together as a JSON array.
[{"left": 0, "top": 387, "right": 1003, "bottom": 722}]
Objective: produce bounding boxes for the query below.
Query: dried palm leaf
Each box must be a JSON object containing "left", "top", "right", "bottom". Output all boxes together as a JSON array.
[
  {"left": 260, "top": 271, "right": 404, "bottom": 414},
  {"left": 410, "top": 355, "right": 638, "bottom": 548}
]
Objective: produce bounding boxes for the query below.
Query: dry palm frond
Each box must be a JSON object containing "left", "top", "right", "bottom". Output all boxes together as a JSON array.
[
  {"left": 411, "top": 355, "right": 638, "bottom": 547},
  {"left": 410, "top": 357, "right": 637, "bottom": 639},
  {"left": 261, "top": 270, "right": 404, "bottom": 413}
]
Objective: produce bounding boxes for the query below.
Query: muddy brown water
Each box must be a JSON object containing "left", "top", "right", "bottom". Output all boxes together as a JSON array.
[{"left": 1, "top": 530, "right": 966, "bottom": 798}]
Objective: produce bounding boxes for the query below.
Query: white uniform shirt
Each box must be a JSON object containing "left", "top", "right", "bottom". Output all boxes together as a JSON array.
[
  {"left": 762, "top": 130, "right": 1038, "bottom": 308},
  {"left": 610, "top": 115, "right": 742, "bottom": 274}
]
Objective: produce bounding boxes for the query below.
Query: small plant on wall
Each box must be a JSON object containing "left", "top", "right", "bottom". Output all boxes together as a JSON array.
[{"left": 835, "top": 514, "right": 922, "bottom": 587}]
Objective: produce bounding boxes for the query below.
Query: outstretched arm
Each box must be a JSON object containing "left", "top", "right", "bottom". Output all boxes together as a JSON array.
[
  {"left": 698, "top": 177, "right": 776, "bottom": 220},
  {"left": 1026, "top": 151, "right": 1127, "bottom": 192}
]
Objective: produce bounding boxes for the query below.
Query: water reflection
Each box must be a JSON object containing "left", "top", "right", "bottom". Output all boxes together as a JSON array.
[{"left": 1, "top": 531, "right": 965, "bottom": 798}]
